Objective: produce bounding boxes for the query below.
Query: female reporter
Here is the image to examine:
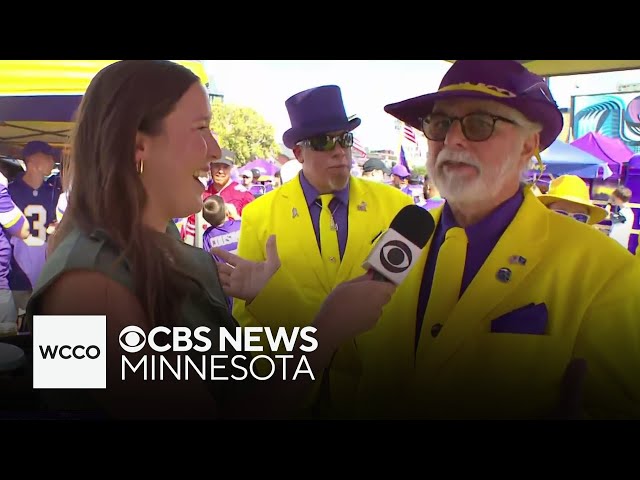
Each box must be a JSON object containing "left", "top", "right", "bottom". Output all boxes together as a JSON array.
[{"left": 24, "top": 60, "right": 394, "bottom": 419}]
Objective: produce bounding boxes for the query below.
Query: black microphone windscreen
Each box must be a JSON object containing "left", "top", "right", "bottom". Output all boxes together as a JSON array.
[{"left": 389, "top": 205, "right": 435, "bottom": 248}]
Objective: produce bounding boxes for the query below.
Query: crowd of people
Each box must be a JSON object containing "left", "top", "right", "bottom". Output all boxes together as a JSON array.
[{"left": 1, "top": 59, "right": 639, "bottom": 420}]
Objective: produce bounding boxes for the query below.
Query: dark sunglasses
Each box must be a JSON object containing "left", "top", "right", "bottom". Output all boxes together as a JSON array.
[
  {"left": 420, "top": 112, "right": 518, "bottom": 142},
  {"left": 298, "top": 132, "right": 354, "bottom": 151},
  {"left": 552, "top": 209, "right": 590, "bottom": 223}
]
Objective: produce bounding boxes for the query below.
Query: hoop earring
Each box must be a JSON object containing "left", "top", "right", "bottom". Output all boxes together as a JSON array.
[{"left": 137, "top": 158, "right": 144, "bottom": 174}]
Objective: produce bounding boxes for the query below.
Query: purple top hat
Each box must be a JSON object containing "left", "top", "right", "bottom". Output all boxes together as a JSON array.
[
  {"left": 282, "top": 85, "right": 361, "bottom": 149},
  {"left": 384, "top": 60, "right": 563, "bottom": 151}
]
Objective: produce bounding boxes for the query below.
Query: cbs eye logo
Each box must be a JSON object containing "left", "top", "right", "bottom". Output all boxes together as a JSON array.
[
  {"left": 379, "top": 240, "right": 412, "bottom": 273},
  {"left": 119, "top": 326, "right": 146, "bottom": 353}
]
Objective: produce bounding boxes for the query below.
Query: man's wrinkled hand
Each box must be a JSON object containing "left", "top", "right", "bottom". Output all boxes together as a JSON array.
[{"left": 212, "top": 235, "right": 280, "bottom": 304}]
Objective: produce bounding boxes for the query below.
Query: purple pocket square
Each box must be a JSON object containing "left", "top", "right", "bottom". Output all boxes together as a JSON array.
[{"left": 490, "top": 303, "right": 548, "bottom": 335}]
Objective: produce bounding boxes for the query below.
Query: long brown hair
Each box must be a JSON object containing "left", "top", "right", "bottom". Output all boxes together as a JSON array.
[{"left": 53, "top": 60, "right": 201, "bottom": 327}]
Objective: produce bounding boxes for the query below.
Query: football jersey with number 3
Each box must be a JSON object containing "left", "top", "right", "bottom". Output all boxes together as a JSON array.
[{"left": 7, "top": 173, "right": 60, "bottom": 291}]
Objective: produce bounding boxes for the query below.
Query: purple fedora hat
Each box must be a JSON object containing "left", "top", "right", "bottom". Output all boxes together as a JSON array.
[
  {"left": 384, "top": 60, "right": 563, "bottom": 151},
  {"left": 282, "top": 85, "right": 361, "bottom": 149}
]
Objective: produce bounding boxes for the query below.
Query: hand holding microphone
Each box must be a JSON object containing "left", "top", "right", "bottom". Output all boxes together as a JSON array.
[
  {"left": 362, "top": 205, "right": 435, "bottom": 284},
  {"left": 314, "top": 205, "right": 436, "bottom": 349},
  {"left": 215, "top": 205, "right": 436, "bottom": 348}
]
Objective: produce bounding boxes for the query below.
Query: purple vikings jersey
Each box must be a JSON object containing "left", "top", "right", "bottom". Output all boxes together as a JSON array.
[
  {"left": 0, "top": 185, "right": 27, "bottom": 290},
  {"left": 203, "top": 219, "right": 242, "bottom": 311},
  {"left": 249, "top": 184, "right": 266, "bottom": 198},
  {"left": 8, "top": 174, "right": 60, "bottom": 290},
  {"left": 203, "top": 219, "right": 241, "bottom": 257}
]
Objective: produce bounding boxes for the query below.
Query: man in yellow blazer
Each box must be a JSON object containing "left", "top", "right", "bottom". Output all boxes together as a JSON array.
[
  {"left": 350, "top": 60, "right": 640, "bottom": 419},
  {"left": 230, "top": 85, "right": 413, "bottom": 415}
]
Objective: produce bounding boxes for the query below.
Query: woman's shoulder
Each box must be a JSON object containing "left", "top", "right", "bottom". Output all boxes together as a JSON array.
[{"left": 39, "top": 227, "right": 134, "bottom": 293}]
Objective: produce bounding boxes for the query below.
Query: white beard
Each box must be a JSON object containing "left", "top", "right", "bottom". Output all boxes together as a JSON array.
[{"left": 429, "top": 148, "right": 518, "bottom": 205}]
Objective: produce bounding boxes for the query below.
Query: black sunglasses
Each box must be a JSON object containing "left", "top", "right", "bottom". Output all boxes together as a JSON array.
[
  {"left": 421, "top": 112, "right": 518, "bottom": 142},
  {"left": 298, "top": 132, "right": 354, "bottom": 151}
]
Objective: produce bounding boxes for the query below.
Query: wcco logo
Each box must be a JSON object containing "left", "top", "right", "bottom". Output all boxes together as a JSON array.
[
  {"left": 39, "top": 344, "right": 101, "bottom": 360},
  {"left": 33, "top": 315, "right": 107, "bottom": 389}
]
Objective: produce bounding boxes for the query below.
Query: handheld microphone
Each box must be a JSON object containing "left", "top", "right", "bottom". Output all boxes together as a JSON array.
[{"left": 362, "top": 205, "right": 435, "bottom": 284}]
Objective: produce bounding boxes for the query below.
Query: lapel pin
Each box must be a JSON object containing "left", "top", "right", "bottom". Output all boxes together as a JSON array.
[
  {"left": 509, "top": 255, "right": 527, "bottom": 265},
  {"left": 496, "top": 268, "right": 512, "bottom": 283},
  {"left": 357, "top": 201, "right": 367, "bottom": 212},
  {"left": 292, "top": 208, "right": 299, "bottom": 218}
]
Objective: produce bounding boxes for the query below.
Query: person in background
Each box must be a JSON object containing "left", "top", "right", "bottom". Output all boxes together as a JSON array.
[
  {"left": 537, "top": 175, "right": 607, "bottom": 226},
  {"left": 182, "top": 149, "right": 254, "bottom": 246},
  {"left": 273, "top": 170, "right": 282, "bottom": 188},
  {"left": 205, "top": 150, "right": 255, "bottom": 215},
  {"left": 227, "top": 84, "right": 414, "bottom": 417},
  {"left": 606, "top": 186, "right": 635, "bottom": 250},
  {"left": 0, "top": 183, "right": 30, "bottom": 334},
  {"left": 408, "top": 172, "right": 424, "bottom": 204},
  {"left": 419, "top": 174, "right": 445, "bottom": 210},
  {"left": 390, "top": 164, "right": 412, "bottom": 195},
  {"left": 8, "top": 141, "right": 60, "bottom": 317},
  {"left": 360, "top": 158, "right": 389, "bottom": 183},
  {"left": 201, "top": 195, "right": 242, "bottom": 311},
  {"left": 250, "top": 168, "right": 261, "bottom": 186},
  {"left": 240, "top": 171, "right": 252, "bottom": 189},
  {"left": 202, "top": 195, "right": 242, "bottom": 258},
  {"left": 250, "top": 169, "right": 275, "bottom": 198}
]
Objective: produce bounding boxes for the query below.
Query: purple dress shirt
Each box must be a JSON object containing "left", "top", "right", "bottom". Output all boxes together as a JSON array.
[
  {"left": 415, "top": 188, "right": 525, "bottom": 346},
  {"left": 299, "top": 172, "right": 349, "bottom": 260}
]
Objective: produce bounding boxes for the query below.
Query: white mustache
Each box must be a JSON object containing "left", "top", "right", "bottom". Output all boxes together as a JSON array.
[{"left": 436, "top": 149, "right": 481, "bottom": 171}]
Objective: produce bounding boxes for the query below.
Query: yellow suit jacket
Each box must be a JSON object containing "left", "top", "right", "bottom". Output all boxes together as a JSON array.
[
  {"left": 353, "top": 187, "right": 640, "bottom": 419},
  {"left": 233, "top": 174, "right": 413, "bottom": 413}
]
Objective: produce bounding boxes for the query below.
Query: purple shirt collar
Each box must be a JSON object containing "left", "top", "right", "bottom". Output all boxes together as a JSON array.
[
  {"left": 439, "top": 187, "right": 524, "bottom": 245},
  {"left": 299, "top": 171, "right": 350, "bottom": 206}
]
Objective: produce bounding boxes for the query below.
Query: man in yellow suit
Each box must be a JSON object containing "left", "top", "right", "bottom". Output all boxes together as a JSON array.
[
  {"left": 230, "top": 85, "right": 413, "bottom": 415},
  {"left": 349, "top": 60, "right": 640, "bottom": 419},
  {"left": 350, "top": 60, "right": 640, "bottom": 419}
]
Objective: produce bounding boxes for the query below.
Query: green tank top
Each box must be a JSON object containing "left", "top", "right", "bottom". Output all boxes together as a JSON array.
[{"left": 24, "top": 222, "right": 245, "bottom": 418}]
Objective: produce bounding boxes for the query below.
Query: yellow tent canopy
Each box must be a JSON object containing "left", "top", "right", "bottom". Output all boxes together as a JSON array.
[
  {"left": 0, "top": 60, "right": 209, "bottom": 95},
  {"left": 0, "top": 60, "right": 210, "bottom": 154},
  {"left": 446, "top": 60, "right": 640, "bottom": 77}
]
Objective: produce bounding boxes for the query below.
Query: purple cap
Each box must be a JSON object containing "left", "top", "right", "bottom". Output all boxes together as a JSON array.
[
  {"left": 392, "top": 164, "right": 410, "bottom": 177},
  {"left": 22, "top": 141, "right": 56, "bottom": 159}
]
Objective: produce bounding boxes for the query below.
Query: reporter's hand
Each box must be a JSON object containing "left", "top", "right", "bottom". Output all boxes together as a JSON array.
[
  {"left": 213, "top": 235, "right": 280, "bottom": 303},
  {"left": 313, "top": 273, "right": 396, "bottom": 350}
]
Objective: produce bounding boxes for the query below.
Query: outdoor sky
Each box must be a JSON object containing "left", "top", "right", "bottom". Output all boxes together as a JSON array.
[{"left": 204, "top": 60, "right": 640, "bottom": 152}]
